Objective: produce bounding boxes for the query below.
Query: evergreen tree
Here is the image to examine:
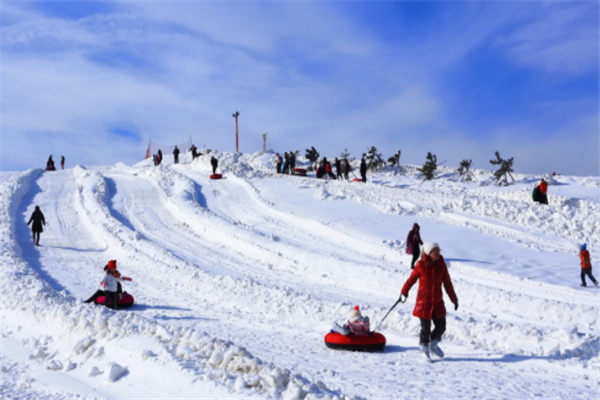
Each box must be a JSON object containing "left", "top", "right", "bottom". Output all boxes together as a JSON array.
[
  {"left": 489, "top": 151, "right": 515, "bottom": 185},
  {"left": 457, "top": 159, "right": 476, "bottom": 182},
  {"left": 305, "top": 146, "right": 320, "bottom": 171},
  {"left": 387, "top": 150, "right": 404, "bottom": 174},
  {"left": 339, "top": 148, "right": 352, "bottom": 161},
  {"left": 418, "top": 152, "right": 438, "bottom": 181},
  {"left": 365, "top": 146, "right": 386, "bottom": 170}
]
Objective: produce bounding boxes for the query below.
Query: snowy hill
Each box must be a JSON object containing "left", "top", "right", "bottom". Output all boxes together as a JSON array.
[{"left": 1, "top": 152, "right": 599, "bottom": 399}]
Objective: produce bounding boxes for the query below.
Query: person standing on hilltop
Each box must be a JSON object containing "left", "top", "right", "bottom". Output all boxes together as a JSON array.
[{"left": 173, "top": 146, "right": 180, "bottom": 164}]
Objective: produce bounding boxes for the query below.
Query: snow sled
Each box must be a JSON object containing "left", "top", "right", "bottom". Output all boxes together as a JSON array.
[
  {"left": 94, "top": 292, "right": 135, "bottom": 309},
  {"left": 324, "top": 331, "right": 386, "bottom": 352},
  {"left": 294, "top": 168, "right": 307, "bottom": 176},
  {"left": 210, "top": 174, "right": 223, "bottom": 180}
]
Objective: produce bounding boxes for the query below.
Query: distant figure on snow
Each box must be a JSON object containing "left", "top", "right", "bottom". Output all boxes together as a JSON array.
[
  {"left": 27, "top": 205, "right": 46, "bottom": 246},
  {"left": 406, "top": 223, "right": 424, "bottom": 269},
  {"left": 191, "top": 144, "right": 199, "bottom": 159},
  {"left": 401, "top": 242, "right": 458, "bottom": 362},
  {"left": 173, "top": 146, "right": 180, "bottom": 164},
  {"left": 275, "top": 153, "right": 282, "bottom": 173},
  {"left": 532, "top": 178, "right": 548, "bottom": 205},
  {"left": 579, "top": 243, "right": 598, "bottom": 287},
  {"left": 210, "top": 156, "right": 219, "bottom": 175},
  {"left": 360, "top": 158, "right": 367, "bottom": 182},
  {"left": 334, "top": 158, "right": 342, "bottom": 180},
  {"left": 60, "top": 156, "right": 65, "bottom": 170},
  {"left": 342, "top": 158, "right": 351, "bottom": 180},
  {"left": 46, "top": 155, "right": 56, "bottom": 171},
  {"left": 157, "top": 149, "right": 163, "bottom": 164}
]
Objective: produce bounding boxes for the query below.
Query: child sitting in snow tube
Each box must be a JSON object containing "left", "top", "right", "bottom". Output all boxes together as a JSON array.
[
  {"left": 326, "top": 306, "right": 386, "bottom": 351},
  {"left": 85, "top": 260, "right": 133, "bottom": 309}
]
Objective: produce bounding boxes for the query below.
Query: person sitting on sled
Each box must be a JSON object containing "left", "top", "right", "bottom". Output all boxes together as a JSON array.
[
  {"left": 332, "top": 305, "right": 371, "bottom": 335},
  {"left": 85, "top": 260, "right": 132, "bottom": 309}
]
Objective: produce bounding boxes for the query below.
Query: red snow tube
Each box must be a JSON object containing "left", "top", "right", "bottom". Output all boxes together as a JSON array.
[
  {"left": 95, "top": 293, "right": 135, "bottom": 309},
  {"left": 324, "top": 331, "right": 386, "bottom": 352},
  {"left": 294, "top": 168, "right": 307, "bottom": 176},
  {"left": 210, "top": 174, "right": 223, "bottom": 180}
]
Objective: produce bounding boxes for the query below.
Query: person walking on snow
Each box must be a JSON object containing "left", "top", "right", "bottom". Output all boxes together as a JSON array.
[
  {"left": 173, "top": 146, "right": 180, "bottom": 164},
  {"left": 27, "top": 205, "right": 46, "bottom": 246},
  {"left": 579, "top": 243, "right": 598, "bottom": 287},
  {"left": 406, "top": 223, "right": 424, "bottom": 269},
  {"left": 401, "top": 242, "right": 458, "bottom": 362},
  {"left": 210, "top": 156, "right": 219, "bottom": 175},
  {"left": 60, "top": 156, "right": 65, "bottom": 169}
]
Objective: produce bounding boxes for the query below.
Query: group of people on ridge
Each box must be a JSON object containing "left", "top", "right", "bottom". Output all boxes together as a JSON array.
[
  {"left": 45, "top": 155, "right": 65, "bottom": 171},
  {"left": 275, "top": 152, "right": 297, "bottom": 174}
]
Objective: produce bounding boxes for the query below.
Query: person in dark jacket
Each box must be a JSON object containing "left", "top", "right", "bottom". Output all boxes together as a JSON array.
[
  {"left": 360, "top": 158, "right": 367, "bottom": 182},
  {"left": 173, "top": 146, "right": 180, "bottom": 164},
  {"left": 210, "top": 156, "right": 218, "bottom": 174},
  {"left": 191, "top": 144, "right": 199, "bottom": 159},
  {"left": 27, "top": 205, "right": 46, "bottom": 246},
  {"left": 60, "top": 156, "right": 65, "bottom": 169},
  {"left": 289, "top": 152, "right": 296, "bottom": 174},
  {"left": 157, "top": 149, "right": 163, "bottom": 164},
  {"left": 342, "top": 158, "right": 351, "bottom": 180},
  {"left": 334, "top": 158, "right": 342, "bottom": 180},
  {"left": 275, "top": 153, "right": 282, "bottom": 173},
  {"left": 46, "top": 155, "right": 56, "bottom": 171},
  {"left": 401, "top": 242, "right": 458, "bottom": 362},
  {"left": 406, "top": 223, "right": 424, "bottom": 269}
]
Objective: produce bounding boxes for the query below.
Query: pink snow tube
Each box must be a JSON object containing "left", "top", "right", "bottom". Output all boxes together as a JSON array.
[{"left": 95, "top": 293, "right": 135, "bottom": 309}]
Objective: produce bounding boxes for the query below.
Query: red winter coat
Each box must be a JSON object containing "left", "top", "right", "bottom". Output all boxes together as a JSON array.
[
  {"left": 539, "top": 180, "right": 548, "bottom": 194},
  {"left": 580, "top": 250, "right": 592, "bottom": 269},
  {"left": 401, "top": 255, "right": 458, "bottom": 319}
]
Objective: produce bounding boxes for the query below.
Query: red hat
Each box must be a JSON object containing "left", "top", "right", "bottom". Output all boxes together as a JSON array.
[
  {"left": 107, "top": 260, "right": 117, "bottom": 270},
  {"left": 354, "top": 305, "right": 360, "bottom": 311}
]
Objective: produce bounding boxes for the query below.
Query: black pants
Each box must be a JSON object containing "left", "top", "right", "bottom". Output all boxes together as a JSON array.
[
  {"left": 420, "top": 316, "right": 446, "bottom": 344},
  {"left": 411, "top": 245, "right": 420, "bottom": 269},
  {"left": 212, "top": 165, "right": 217, "bottom": 174},
  {"left": 105, "top": 290, "right": 119, "bottom": 309},
  {"left": 361, "top": 172, "right": 367, "bottom": 182},
  {"left": 581, "top": 269, "right": 597, "bottom": 285},
  {"left": 84, "top": 290, "right": 105, "bottom": 303}
]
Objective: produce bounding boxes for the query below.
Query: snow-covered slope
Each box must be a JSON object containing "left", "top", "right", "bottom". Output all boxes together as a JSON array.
[{"left": 1, "top": 152, "right": 598, "bottom": 399}]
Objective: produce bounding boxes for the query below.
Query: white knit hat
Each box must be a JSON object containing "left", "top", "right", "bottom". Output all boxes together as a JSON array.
[
  {"left": 350, "top": 305, "right": 362, "bottom": 320},
  {"left": 423, "top": 242, "right": 440, "bottom": 256}
]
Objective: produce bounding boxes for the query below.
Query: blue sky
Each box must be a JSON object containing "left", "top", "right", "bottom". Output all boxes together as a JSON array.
[{"left": 1, "top": 1, "right": 598, "bottom": 176}]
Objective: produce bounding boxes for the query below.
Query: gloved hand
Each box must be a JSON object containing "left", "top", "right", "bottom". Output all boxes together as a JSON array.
[
  {"left": 453, "top": 302, "right": 459, "bottom": 311},
  {"left": 100, "top": 281, "right": 107, "bottom": 288},
  {"left": 122, "top": 277, "right": 132, "bottom": 281}
]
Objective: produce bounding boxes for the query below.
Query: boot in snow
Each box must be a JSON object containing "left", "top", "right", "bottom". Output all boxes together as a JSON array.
[
  {"left": 429, "top": 339, "right": 444, "bottom": 358},
  {"left": 419, "top": 344, "right": 432, "bottom": 363},
  {"left": 594, "top": 281, "right": 598, "bottom": 287}
]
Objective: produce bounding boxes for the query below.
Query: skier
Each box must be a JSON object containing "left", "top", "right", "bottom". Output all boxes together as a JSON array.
[
  {"left": 532, "top": 178, "right": 548, "bottom": 205},
  {"left": 401, "top": 242, "right": 458, "bottom": 362},
  {"left": 210, "top": 156, "right": 218, "bottom": 175},
  {"left": 275, "top": 153, "right": 282, "bottom": 173},
  {"left": 173, "top": 146, "right": 180, "bottom": 164},
  {"left": 579, "top": 243, "right": 598, "bottom": 287},
  {"left": 360, "top": 158, "right": 367, "bottom": 183},
  {"left": 332, "top": 305, "right": 371, "bottom": 335},
  {"left": 60, "top": 156, "right": 65, "bottom": 170},
  {"left": 406, "top": 223, "right": 424, "bottom": 269},
  {"left": 27, "top": 205, "right": 46, "bottom": 246}
]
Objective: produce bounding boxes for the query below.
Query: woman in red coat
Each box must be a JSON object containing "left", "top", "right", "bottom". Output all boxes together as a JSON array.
[{"left": 401, "top": 242, "right": 458, "bottom": 361}]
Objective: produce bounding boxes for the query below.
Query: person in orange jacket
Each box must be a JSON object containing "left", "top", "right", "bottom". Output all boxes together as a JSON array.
[
  {"left": 401, "top": 242, "right": 458, "bottom": 362},
  {"left": 533, "top": 178, "right": 548, "bottom": 204},
  {"left": 579, "top": 244, "right": 597, "bottom": 287}
]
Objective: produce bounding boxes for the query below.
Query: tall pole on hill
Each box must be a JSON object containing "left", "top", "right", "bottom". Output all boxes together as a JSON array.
[{"left": 232, "top": 111, "right": 240, "bottom": 153}]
